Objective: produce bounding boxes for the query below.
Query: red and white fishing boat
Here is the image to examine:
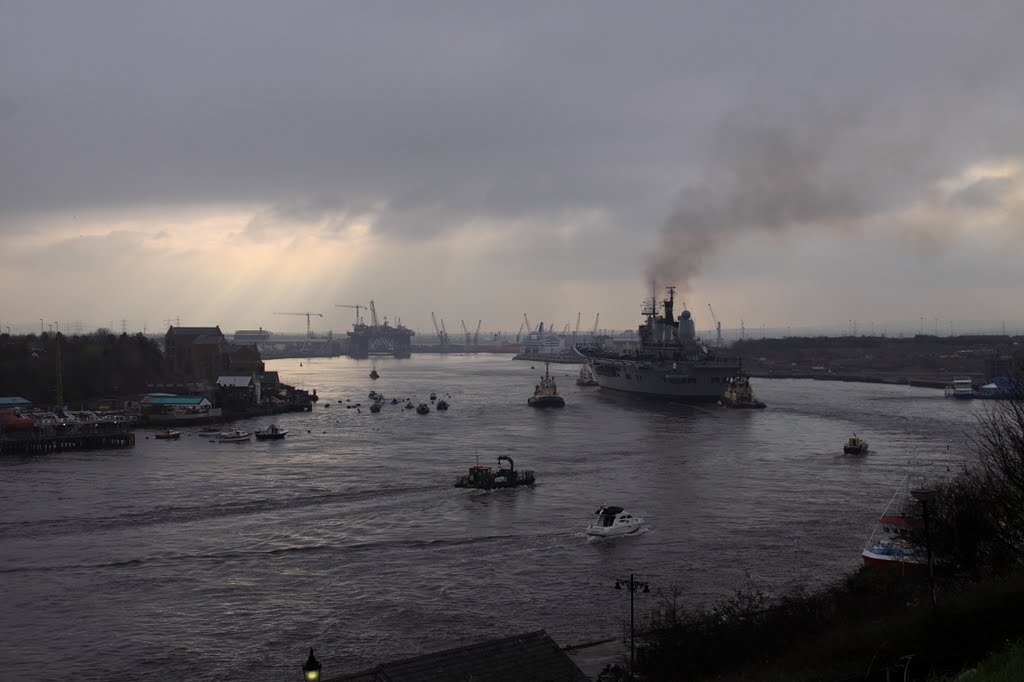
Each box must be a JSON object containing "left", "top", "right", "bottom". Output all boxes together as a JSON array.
[{"left": 861, "top": 475, "right": 927, "bottom": 576}]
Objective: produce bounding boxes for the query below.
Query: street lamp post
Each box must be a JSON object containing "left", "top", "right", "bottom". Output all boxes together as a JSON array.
[
  {"left": 615, "top": 573, "right": 650, "bottom": 671},
  {"left": 302, "top": 648, "right": 322, "bottom": 682},
  {"left": 911, "top": 489, "right": 937, "bottom": 609}
]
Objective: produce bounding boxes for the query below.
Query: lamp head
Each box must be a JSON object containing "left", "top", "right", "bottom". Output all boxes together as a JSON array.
[{"left": 303, "top": 648, "right": 322, "bottom": 682}]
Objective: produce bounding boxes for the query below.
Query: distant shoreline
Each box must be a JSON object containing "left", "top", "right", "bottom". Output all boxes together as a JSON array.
[{"left": 749, "top": 371, "right": 948, "bottom": 389}]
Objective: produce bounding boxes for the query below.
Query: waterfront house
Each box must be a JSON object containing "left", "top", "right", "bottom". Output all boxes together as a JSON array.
[
  {"left": 140, "top": 394, "right": 213, "bottom": 414},
  {"left": 217, "top": 375, "right": 258, "bottom": 410},
  {"left": 165, "top": 326, "right": 227, "bottom": 381}
]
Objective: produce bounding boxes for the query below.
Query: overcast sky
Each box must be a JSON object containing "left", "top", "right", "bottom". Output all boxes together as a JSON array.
[{"left": 2, "top": 1, "right": 1022, "bottom": 338}]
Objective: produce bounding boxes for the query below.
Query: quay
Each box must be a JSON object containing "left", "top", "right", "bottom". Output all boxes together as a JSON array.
[{"left": 1, "top": 423, "right": 135, "bottom": 455}]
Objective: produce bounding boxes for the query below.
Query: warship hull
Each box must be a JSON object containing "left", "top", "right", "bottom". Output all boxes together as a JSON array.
[
  {"left": 590, "top": 358, "right": 740, "bottom": 401},
  {"left": 582, "top": 285, "right": 742, "bottom": 402}
]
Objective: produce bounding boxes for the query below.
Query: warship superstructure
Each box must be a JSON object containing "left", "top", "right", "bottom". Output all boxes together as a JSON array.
[{"left": 577, "top": 286, "right": 740, "bottom": 401}]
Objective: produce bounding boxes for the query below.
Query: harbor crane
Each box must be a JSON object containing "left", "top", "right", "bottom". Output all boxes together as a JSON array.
[
  {"left": 273, "top": 311, "right": 323, "bottom": 337},
  {"left": 473, "top": 320, "right": 482, "bottom": 346},
  {"left": 431, "top": 312, "right": 448, "bottom": 346},
  {"left": 461, "top": 320, "right": 471, "bottom": 347},
  {"left": 335, "top": 304, "right": 366, "bottom": 326},
  {"left": 516, "top": 321, "right": 525, "bottom": 343},
  {"left": 707, "top": 304, "right": 723, "bottom": 347},
  {"left": 523, "top": 313, "right": 532, "bottom": 334},
  {"left": 592, "top": 313, "right": 600, "bottom": 340}
]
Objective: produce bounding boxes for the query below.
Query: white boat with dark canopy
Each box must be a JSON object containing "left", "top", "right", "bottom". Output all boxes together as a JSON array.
[
  {"left": 586, "top": 506, "right": 644, "bottom": 537},
  {"left": 576, "top": 286, "right": 741, "bottom": 402}
]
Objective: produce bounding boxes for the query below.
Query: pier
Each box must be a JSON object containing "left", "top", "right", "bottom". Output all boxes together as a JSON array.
[{"left": 1, "top": 423, "right": 135, "bottom": 455}]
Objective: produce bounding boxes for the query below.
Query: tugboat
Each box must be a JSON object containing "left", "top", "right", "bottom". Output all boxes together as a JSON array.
[
  {"left": 720, "top": 370, "right": 766, "bottom": 408},
  {"left": 416, "top": 403, "right": 430, "bottom": 414},
  {"left": 455, "top": 455, "right": 535, "bottom": 489},
  {"left": 528, "top": 363, "right": 566, "bottom": 408},
  {"left": 254, "top": 424, "right": 288, "bottom": 440},
  {"left": 369, "top": 366, "right": 379, "bottom": 380},
  {"left": 844, "top": 434, "right": 869, "bottom": 455},
  {"left": 576, "top": 363, "right": 599, "bottom": 386}
]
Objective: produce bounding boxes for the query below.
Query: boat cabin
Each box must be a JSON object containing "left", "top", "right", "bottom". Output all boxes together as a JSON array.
[{"left": 593, "top": 506, "right": 632, "bottom": 527}]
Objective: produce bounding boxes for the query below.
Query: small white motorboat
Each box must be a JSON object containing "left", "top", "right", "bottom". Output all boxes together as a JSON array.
[
  {"left": 586, "top": 506, "right": 644, "bottom": 537},
  {"left": 218, "top": 429, "right": 252, "bottom": 443}
]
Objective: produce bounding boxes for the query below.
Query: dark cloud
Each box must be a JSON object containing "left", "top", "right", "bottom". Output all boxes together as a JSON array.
[{"left": 2, "top": 0, "right": 1024, "bottom": 330}]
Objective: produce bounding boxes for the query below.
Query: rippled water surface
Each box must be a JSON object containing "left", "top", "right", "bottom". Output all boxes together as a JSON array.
[{"left": 0, "top": 355, "right": 986, "bottom": 680}]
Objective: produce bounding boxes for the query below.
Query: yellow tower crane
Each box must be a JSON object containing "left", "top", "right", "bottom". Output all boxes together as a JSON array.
[
  {"left": 335, "top": 304, "right": 366, "bottom": 326},
  {"left": 273, "top": 312, "right": 324, "bottom": 338}
]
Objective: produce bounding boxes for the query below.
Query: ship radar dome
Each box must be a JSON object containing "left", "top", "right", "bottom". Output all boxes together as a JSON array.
[{"left": 681, "top": 310, "right": 691, "bottom": 320}]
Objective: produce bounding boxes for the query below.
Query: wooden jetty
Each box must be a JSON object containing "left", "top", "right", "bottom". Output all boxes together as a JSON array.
[{"left": 1, "top": 423, "right": 135, "bottom": 455}]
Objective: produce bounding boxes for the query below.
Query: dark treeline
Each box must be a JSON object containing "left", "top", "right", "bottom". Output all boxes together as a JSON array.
[
  {"left": 0, "top": 331, "right": 168, "bottom": 406},
  {"left": 733, "top": 333, "right": 1021, "bottom": 353}
]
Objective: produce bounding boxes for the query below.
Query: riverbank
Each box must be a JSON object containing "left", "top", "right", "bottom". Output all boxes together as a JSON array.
[
  {"left": 636, "top": 569, "right": 1024, "bottom": 681},
  {"left": 749, "top": 369, "right": 949, "bottom": 389}
]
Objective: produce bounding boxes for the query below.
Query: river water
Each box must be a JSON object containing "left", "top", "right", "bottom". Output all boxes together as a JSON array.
[{"left": 0, "top": 355, "right": 985, "bottom": 680}]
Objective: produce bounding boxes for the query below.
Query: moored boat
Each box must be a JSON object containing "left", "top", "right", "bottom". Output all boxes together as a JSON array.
[
  {"left": 455, "top": 455, "right": 535, "bottom": 489},
  {"left": 862, "top": 476, "right": 927, "bottom": 576},
  {"left": 155, "top": 429, "right": 181, "bottom": 440},
  {"left": 218, "top": 429, "right": 252, "bottom": 443},
  {"left": 576, "top": 363, "right": 598, "bottom": 386},
  {"left": 436, "top": 400, "right": 449, "bottom": 410},
  {"left": 254, "top": 424, "right": 288, "bottom": 440},
  {"left": 528, "top": 362, "right": 566, "bottom": 408},
  {"left": 370, "top": 366, "right": 379, "bottom": 380},
  {"left": 944, "top": 377, "right": 975, "bottom": 399},
  {"left": 416, "top": 403, "right": 430, "bottom": 414},
  {"left": 586, "top": 506, "right": 644, "bottom": 537}
]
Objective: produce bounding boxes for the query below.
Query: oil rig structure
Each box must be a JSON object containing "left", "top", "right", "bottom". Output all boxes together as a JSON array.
[{"left": 345, "top": 300, "right": 415, "bottom": 358}]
